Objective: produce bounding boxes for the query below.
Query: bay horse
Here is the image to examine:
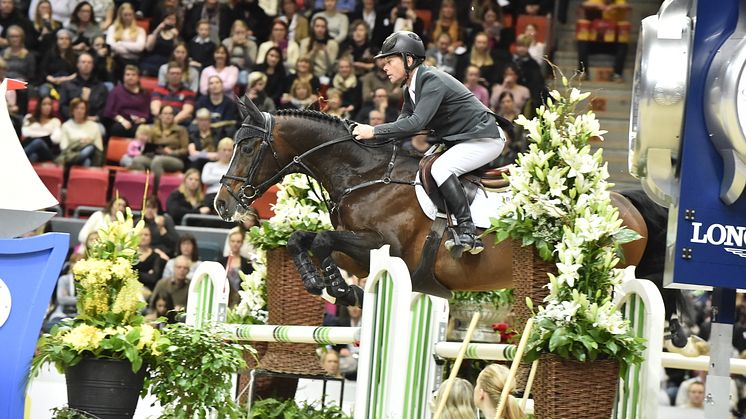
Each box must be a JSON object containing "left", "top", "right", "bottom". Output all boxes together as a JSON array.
[{"left": 215, "top": 97, "right": 692, "bottom": 347}]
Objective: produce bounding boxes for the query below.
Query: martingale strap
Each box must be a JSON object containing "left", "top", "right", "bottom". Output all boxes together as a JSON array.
[{"left": 342, "top": 141, "right": 417, "bottom": 198}]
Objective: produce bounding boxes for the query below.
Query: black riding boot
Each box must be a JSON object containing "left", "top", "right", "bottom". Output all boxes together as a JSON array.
[{"left": 439, "top": 174, "right": 484, "bottom": 257}]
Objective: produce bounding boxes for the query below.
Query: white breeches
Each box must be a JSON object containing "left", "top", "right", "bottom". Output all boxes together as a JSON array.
[{"left": 431, "top": 136, "right": 506, "bottom": 186}]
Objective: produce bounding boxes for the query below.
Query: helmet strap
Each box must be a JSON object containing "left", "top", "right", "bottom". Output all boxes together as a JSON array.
[{"left": 400, "top": 53, "right": 422, "bottom": 88}]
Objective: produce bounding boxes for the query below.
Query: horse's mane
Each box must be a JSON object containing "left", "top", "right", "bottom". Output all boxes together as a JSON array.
[{"left": 275, "top": 108, "right": 347, "bottom": 128}]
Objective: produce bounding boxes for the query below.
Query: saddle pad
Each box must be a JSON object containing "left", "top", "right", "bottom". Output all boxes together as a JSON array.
[{"left": 414, "top": 172, "right": 511, "bottom": 229}]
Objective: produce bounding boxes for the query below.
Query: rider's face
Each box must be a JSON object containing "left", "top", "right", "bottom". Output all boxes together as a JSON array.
[{"left": 382, "top": 55, "right": 406, "bottom": 84}]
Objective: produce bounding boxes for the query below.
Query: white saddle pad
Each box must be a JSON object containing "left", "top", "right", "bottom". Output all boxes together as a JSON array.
[{"left": 414, "top": 172, "right": 511, "bottom": 229}]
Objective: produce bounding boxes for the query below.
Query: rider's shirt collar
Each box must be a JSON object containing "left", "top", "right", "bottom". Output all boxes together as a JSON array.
[{"left": 408, "top": 65, "right": 418, "bottom": 105}]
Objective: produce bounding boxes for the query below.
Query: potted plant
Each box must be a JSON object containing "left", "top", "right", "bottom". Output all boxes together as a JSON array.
[
  {"left": 31, "top": 210, "right": 169, "bottom": 418},
  {"left": 249, "top": 398, "right": 351, "bottom": 418},
  {"left": 448, "top": 290, "right": 513, "bottom": 343},
  {"left": 485, "top": 78, "right": 645, "bottom": 417}
]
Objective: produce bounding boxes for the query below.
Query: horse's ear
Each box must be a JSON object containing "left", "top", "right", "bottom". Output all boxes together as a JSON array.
[{"left": 238, "top": 94, "right": 264, "bottom": 124}]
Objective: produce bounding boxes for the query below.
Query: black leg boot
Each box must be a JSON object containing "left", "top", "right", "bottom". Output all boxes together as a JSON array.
[{"left": 438, "top": 174, "right": 484, "bottom": 257}]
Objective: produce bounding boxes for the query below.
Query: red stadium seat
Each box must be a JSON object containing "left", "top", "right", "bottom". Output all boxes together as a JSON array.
[
  {"left": 112, "top": 170, "right": 155, "bottom": 211},
  {"left": 136, "top": 18, "right": 151, "bottom": 33},
  {"left": 516, "top": 15, "right": 551, "bottom": 43},
  {"left": 158, "top": 172, "right": 184, "bottom": 211},
  {"left": 140, "top": 76, "right": 158, "bottom": 93},
  {"left": 252, "top": 184, "right": 279, "bottom": 220},
  {"left": 105, "top": 136, "right": 132, "bottom": 165},
  {"left": 32, "top": 163, "right": 64, "bottom": 202},
  {"left": 65, "top": 167, "right": 109, "bottom": 216}
]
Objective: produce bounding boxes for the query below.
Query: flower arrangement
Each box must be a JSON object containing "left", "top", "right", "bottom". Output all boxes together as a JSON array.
[
  {"left": 485, "top": 78, "right": 644, "bottom": 375},
  {"left": 32, "top": 210, "right": 167, "bottom": 374},
  {"left": 227, "top": 257, "right": 269, "bottom": 325}
]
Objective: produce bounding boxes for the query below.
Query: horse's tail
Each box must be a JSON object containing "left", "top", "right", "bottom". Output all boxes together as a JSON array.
[{"left": 620, "top": 189, "right": 696, "bottom": 325}]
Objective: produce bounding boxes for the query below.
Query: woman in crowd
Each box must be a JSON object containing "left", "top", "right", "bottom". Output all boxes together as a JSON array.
[
  {"left": 222, "top": 20, "right": 258, "bottom": 88},
  {"left": 256, "top": 19, "right": 299, "bottom": 73},
  {"left": 331, "top": 56, "right": 361, "bottom": 112},
  {"left": 464, "top": 64, "right": 489, "bottom": 107},
  {"left": 201, "top": 138, "right": 233, "bottom": 206},
  {"left": 199, "top": 44, "right": 238, "bottom": 96},
  {"left": 22, "top": 95, "right": 62, "bottom": 163},
  {"left": 431, "top": 0, "right": 466, "bottom": 48},
  {"left": 187, "top": 107, "right": 219, "bottom": 170},
  {"left": 194, "top": 75, "right": 238, "bottom": 128},
  {"left": 157, "top": 42, "right": 199, "bottom": 93},
  {"left": 140, "top": 6, "right": 180, "bottom": 77},
  {"left": 67, "top": 1, "right": 102, "bottom": 52},
  {"left": 222, "top": 207, "right": 260, "bottom": 260},
  {"left": 338, "top": 19, "right": 375, "bottom": 76},
  {"left": 161, "top": 233, "right": 200, "bottom": 281},
  {"left": 324, "top": 88, "right": 350, "bottom": 118},
  {"left": 91, "top": 34, "right": 116, "bottom": 83},
  {"left": 134, "top": 226, "right": 168, "bottom": 291},
  {"left": 38, "top": 29, "right": 77, "bottom": 97},
  {"left": 299, "top": 16, "right": 339, "bottom": 79},
  {"left": 255, "top": 46, "right": 288, "bottom": 106},
  {"left": 30, "top": 0, "right": 62, "bottom": 53},
  {"left": 145, "top": 293, "right": 176, "bottom": 325},
  {"left": 77, "top": 197, "right": 127, "bottom": 243},
  {"left": 56, "top": 98, "right": 103, "bottom": 168},
  {"left": 312, "top": 0, "right": 348, "bottom": 43},
  {"left": 286, "top": 56, "right": 320, "bottom": 96},
  {"left": 280, "top": 79, "right": 315, "bottom": 109},
  {"left": 4, "top": 26, "right": 36, "bottom": 85},
  {"left": 473, "top": 364, "right": 524, "bottom": 419},
  {"left": 469, "top": 32, "right": 502, "bottom": 87},
  {"left": 130, "top": 105, "right": 187, "bottom": 189},
  {"left": 106, "top": 2, "right": 146, "bottom": 80},
  {"left": 103, "top": 64, "right": 151, "bottom": 137},
  {"left": 166, "top": 167, "right": 211, "bottom": 225},
  {"left": 524, "top": 23, "right": 546, "bottom": 69},
  {"left": 489, "top": 64, "right": 530, "bottom": 115},
  {"left": 142, "top": 195, "right": 178, "bottom": 257},
  {"left": 219, "top": 226, "right": 253, "bottom": 306},
  {"left": 320, "top": 349, "right": 343, "bottom": 378},
  {"left": 430, "top": 378, "right": 477, "bottom": 419},
  {"left": 278, "top": 0, "right": 308, "bottom": 44},
  {"left": 246, "top": 71, "right": 276, "bottom": 112}
]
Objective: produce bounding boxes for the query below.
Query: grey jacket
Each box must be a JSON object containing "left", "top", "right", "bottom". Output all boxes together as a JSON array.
[{"left": 373, "top": 65, "right": 508, "bottom": 143}]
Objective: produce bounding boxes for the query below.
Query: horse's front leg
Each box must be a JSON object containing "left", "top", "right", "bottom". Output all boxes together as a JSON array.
[
  {"left": 311, "top": 230, "right": 384, "bottom": 307},
  {"left": 287, "top": 231, "right": 324, "bottom": 295}
]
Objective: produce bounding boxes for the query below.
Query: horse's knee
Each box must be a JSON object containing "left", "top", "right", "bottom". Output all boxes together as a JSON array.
[
  {"left": 288, "top": 231, "right": 315, "bottom": 255},
  {"left": 311, "top": 232, "right": 335, "bottom": 257}
]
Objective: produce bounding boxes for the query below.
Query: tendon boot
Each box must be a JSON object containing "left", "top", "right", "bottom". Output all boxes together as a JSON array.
[
  {"left": 293, "top": 254, "right": 324, "bottom": 295},
  {"left": 439, "top": 174, "right": 484, "bottom": 257},
  {"left": 322, "top": 257, "right": 362, "bottom": 306}
]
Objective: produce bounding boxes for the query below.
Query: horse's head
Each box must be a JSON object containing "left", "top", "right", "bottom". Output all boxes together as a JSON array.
[{"left": 215, "top": 95, "right": 277, "bottom": 222}]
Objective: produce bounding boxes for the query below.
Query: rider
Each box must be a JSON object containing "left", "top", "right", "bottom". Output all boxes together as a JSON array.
[{"left": 352, "top": 31, "right": 511, "bottom": 256}]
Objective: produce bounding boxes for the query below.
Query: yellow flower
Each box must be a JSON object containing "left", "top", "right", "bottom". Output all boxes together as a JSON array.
[
  {"left": 61, "top": 324, "right": 105, "bottom": 352},
  {"left": 138, "top": 324, "right": 156, "bottom": 349},
  {"left": 112, "top": 277, "right": 143, "bottom": 319}
]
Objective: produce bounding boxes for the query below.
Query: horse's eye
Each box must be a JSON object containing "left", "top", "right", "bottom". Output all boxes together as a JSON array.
[{"left": 242, "top": 145, "right": 253, "bottom": 154}]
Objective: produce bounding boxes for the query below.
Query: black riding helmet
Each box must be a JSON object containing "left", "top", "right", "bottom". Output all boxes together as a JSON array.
[{"left": 374, "top": 31, "right": 426, "bottom": 76}]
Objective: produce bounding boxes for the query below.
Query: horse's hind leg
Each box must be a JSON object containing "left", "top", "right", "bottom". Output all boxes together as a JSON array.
[
  {"left": 287, "top": 231, "right": 324, "bottom": 295},
  {"left": 310, "top": 230, "right": 384, "bottom": 307}
]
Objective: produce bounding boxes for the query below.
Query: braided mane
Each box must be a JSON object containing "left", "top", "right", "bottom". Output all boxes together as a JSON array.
[{"left": 275, "top": 108, "right": 347, "bottom": 127}]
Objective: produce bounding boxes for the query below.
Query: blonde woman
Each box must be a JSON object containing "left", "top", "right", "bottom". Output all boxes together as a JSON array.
[
  {"left": 165, "top": 168, "right": 211, "bottom": 225},
  {"left": 106, "top": 2, "right": 145, "bottom": 77},
  {"left": 3, "top": 26, "right": 35, "bottom": 82},
  {"left": 474, "top": 364, "right": 525, "bottom": 419},
  {"left": 430, "top": 378, "right": 477, "bottom": 419},
  {"left": 222, "top": 20, "right": 258, "bottom": 86},
  {"left": 130, "top": 105, "right": 188, "bottom": 190},
  {"left": 431, "top": 0, "right": 465, "bottom": 48}
]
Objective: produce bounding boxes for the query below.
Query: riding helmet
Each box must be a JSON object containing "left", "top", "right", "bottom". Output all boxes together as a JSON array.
[{"left": 374, "top": 31, "right": 426, "bottom": 61}]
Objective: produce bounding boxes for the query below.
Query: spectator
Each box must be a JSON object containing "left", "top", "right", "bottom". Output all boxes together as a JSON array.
[
  {"left": 386, "top": 0, "right": 423, "bottom": 36},
  {"left": 495, "top": 91, "right": 519, "bottom": 123},
  {"left": 473, "top": 6, "right": 502, "bottom": 51},
  {"left": 67, "top": 1, "right": 102, "bottom": 52},
  {"left": 58, "top": 52, "right": 108, "bottom": 121},
  {"left": 30, "top": 0, "right": 62, "bottom": 54},
  {"left": 0, "top": 0, "right": 34, "bottom": 49},
  {"left": 186, "top": 19, "right": 215, "bottom": 70},
  {"left": 104, "top": 64, "right": 151, "bottom": 137},
  {"left": 201, "top": 137, "right": 233, "bottom": 206},
  {"left": 142, "top": 194, "right": 179, "bottom": 257},
  {"left": 338, "top": 19, "right": 376, "bottom": 76},
  {"left": 312, "top": 0, "right": 348, "bottom": 44},
  {"left": 426, "top": 32, "right": 458, "bottom": 76},
  {"left": 355, "top": 87, "right": 397, "bottom": 123},
  {"left": 286, "top": 56, "right": 321, "bottom": 97},
  {"left": 280, "top": 79, "right": 315, "bottom": 109},
  {"left": 360, "top": 58, "right": 403, "bottom": 106},
  {"left": 468, "top": 32, "right": 506, "bottom": 87},
  {"left": 513, "top": 34, "right": 547, "bottom": 108},
  {"left": 90, "top": 0, "right": 115, "bottom": 31},
  {"left": 43, "top": 253, "right": 83, "bottom": 332},
  {"left": 56, "top": 98, "right": 103, "bottom": 168},
  {"left": 199, "top": 44, "right": 239, "bottom": 96},
  {"left": 151, "top": 61, "right": 196, "bottom": 124},
  {"left": 150, "top": 254, "right": 191, "bottom": 311},
  {"left": 332, "top": 55, "right": 361, "bottom": 112},
  {"left": 0, "top": 58, "right": 20, "bottom": 129},
  {"left": 299, "top": 16, "right": 339, "bottom": 79},
  {"left": 147, "top": 0, "right": 184, "bottom": 31},
  {"left": 219, "top": 226, "right": 254, "bottom": 305},
  {"left": 194, "top": 75, "right": 238, "bottom": 130},
  {"left": 4, "top": 26, "right": 36, "bottom": 86},
  {"left": 247, "top": 71, "right": 276, "bottom": 112},
  {"left": 74, "top": 231, "right": 99, "bottom": 256},
  {"left": 464, "top": 65, "right": 489, "bottom": 107},
  {"left": 349, "top": 0, "right": 387, "bottom": 47},
  {"left": 91, "top": 34, "right": 116, "bottom": 83},
  {"left": 22, "top": 95, "right": 62, "bottom": 163},
  {"left": 27, "top": 0, "right": 71, "bottom": 28},
  {"left": 524, "top": 23, "right": 546, "bottom": 69},
  {"left": 106, "top": 2, "right": 146, "bottom": 81},
  {"left": 489, "top": 64, "right": 530, "bottom": 115},
  {"left": 145, "top": 293, "right": 176, "bottom": 325},
  {"left": 37, "top": 29, "right": 77, "bottom": 97},
  {"left": 221, "top": 207, "right": 260, "bottom": 260},
  {"left": 320, "top": 349, "right": 343, "bottom": 378},
  {"left": 158, "top": 42, "right": 200, "bottom": 93},
  {"left": 431, "top": 0, "right": 466, "bottom": 48},
  {"left": 182, "top": 0, "right": 233, "bottom": 44},
  {"left": 222, "top": 19, "right": 258, "bottom": 87},
  {"left": 367, "top": 109, "right": 384, "bottom": 126},
  {"left": 684, "top": 381, "right": 705, "bottom": 409},
  {"left": 161, "top": 233, "right": 201, "bottom": 282},
  {"left": 77, "top": 197, "right": 127, "bottom": 243},
  {"left": 166, "top": 167, "right": 211, "bottom": 225},
  {"left": 140, "top": 6, "right": 180, "bottom": 77},
  {"left": 324, "top": 88, "right": 349, "bottom": 118},
  {"left": 120, "top": 123, "right": 150, "bottom": 167},
  {"left": 232, "top": 0, "right": 270, "bottom": 43},
  {"left": 278, "top": 0, "right": 309, "bottom": 45},
  {"left": 187, "top": 108, "right": 219, "bottom": 170},
  {"left": 134, "top": 226, "right": 168, "bottom": 291},
  {"left": 131, "top": 105, "right": 188, "bottom": 188},
  {"left": 430, "top": 378, "right": 477, "bottom": 419},
  {"left": 256, "top": 46, "right": 290, "bottom": 106},
  {"left": 256, "top": 19, "right": 299, "bottom": 73},
  {"left": 473, "top": 364, "right": 524, "bottom": 419}
]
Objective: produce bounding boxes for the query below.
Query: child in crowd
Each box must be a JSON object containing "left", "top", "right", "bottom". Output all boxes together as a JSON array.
[
  {"left": 430, "top": 377, "right": 477, "bottom": 419},
  {"left": 281, "top": 79, "right": 315, "bottom": 109},
  {"left": 121, "top": 124, "right": 151, "bottom": 167},
  {"left": 473, "top": 364, "right": 524, "bottom": 419}
]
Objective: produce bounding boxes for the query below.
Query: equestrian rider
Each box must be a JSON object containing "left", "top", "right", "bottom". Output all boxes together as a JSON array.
[{"left": 352, "top": 31, "right": 511, "bottom": 257}]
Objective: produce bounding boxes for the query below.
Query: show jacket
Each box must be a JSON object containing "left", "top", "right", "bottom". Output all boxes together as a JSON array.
[{"left": 372, "top": 65, "right": 510, "bottom": 143}]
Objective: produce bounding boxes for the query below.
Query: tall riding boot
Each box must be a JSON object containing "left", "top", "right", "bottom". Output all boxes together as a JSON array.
[{"left": 439, "top": 174, "right": 484, "bottom": 256}]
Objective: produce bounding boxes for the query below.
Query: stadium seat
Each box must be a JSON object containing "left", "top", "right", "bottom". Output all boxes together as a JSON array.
[
  {"left": 516, "top": 14, "right": 551, "bottom": 43},
  {"left": 140, "top": 76, "right": 158, "bottom": 93},
  {"left": 136, "top": 18, "right": 151, "bottom": 33},
  {"left": 253, "top": 184, "right": 279, "bottom": 220},
  {"left": 65, "top": 167, "right": 109, "bottom": 216},
  {"left": 32, "top": 163, "right": 64, "bottom": 202},
  {"left": 105, "top": 136, "right": 132, "bottom": 166},
  {"left": 158, "top": 172, "right": 184, "bottom": 211},
  {"left": 415, "top": 9, "right": 432, "bottom": 34},
  {"left": 112, "top": 170, "right": 155, "bottom": 211}
]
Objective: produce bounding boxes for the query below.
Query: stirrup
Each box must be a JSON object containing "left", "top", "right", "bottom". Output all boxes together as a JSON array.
[{"left": 444, "top": 231, "right": 483, "bottom": 258}]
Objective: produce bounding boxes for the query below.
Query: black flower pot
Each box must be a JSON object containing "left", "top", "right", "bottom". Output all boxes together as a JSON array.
[{"left": 65, "top": 357, "right": 146, "bottom": 419}]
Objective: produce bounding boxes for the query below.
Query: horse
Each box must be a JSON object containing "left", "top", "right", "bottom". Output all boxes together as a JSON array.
[{"left": 215, "top": 96, "right": 693, "bottom": 347}]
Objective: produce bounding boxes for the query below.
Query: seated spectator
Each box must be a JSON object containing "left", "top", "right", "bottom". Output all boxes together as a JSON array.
[
  {"left": 221, "top": 207, "right": 260, "bottom": 260},
  {"left": 0, "top": 1, "right": 34, "bottom": 50},
  {"left": 232, "top": 0, "right": 270, "bottom": 43},
  {"left": 255, "top": 46, "right": 290, "bottom": 106},
  {"left": 386, "top": 0, "right": 424, "bottom": 36},
  {"left": 489, "top": 64, "right": 531, "bottom": 115},
  {"left": 355, "top": 87, "right": 397, "bottom": 123},
  {"left": 90, "top": 0, "right": 114, "bottom": 31},
  {"left": 104, "top": 64, "right": 151, "bottom": 137},
  {"left": 469, "top": 32, "right": 507, "bottom": 87},
  {"left": 187, "top": 107, "right": 219, "bottom": 170},
  {"left": 513, "top": 34, "right": 547, "bottom": 107},
  {"left": 472, "top": 6, "right": 502, "bottom": 51},
  {"left": 299, "top": 16, "right": 339, "bottom": 79},
  {"left": 130, "top": 105, "right": 188, "bottom": 189},
  {"left": 22, "top": 95, "right": 62, "bottom": 163},
  {"left": 367, "top": 109, "right": 384, "bottom": 126},
  {"left": 286, "top": 56, "right": 321, "bottom": 97},
  {"left": 256, "top": 19, "right": 298, "bottom": 74},
  {"left": 74, "top": 231, "right": 98, "bottom": 256},
  {"left": 338, "top": 19, "right": 376, "bottom": 77},
  {"left": 142, "top": 194, "right": 179, "bottom": 257},
  {"left": 426, "top": 32, "right": 458, "bottom": 76},
  {"left": 140, "top": 6, "right": 180, "bottom": 77},
  {"left": 312, "top": 0, "right": 348, "bottom": 44},
  {"left": 150, "top": 254, "right": 191, "bottom": 311},
  {"left": 43, "top": 253, "right": 83, "bottom": 332},
  {"left": 201, "top": 138, "right": 233, "bottom": 207},
  {"left": 56, "top": 98, "right": 103, "bottom": 168},
  {"left": 26, "top": 0, "right": 68, "bottom": 29},
  {"left": 134, "top": 226, "right": 168, "bottom": 291},
  {"left": 684, "top": 381, "right": 705, "bottom": 409},
  {"left": 223, "top": 20, "right": 258, "bottom": 87},
  {"left": 0, "top": 58, "right": 20, "bottom": 132},
  {"left": 151, "top": 61, "right": 196, "bottom": 125},
  {"left": 247, "top": 72, "right": 276, "bottom": 113},
  {"left": 324, "top": 88, "right": 350, "bottom": 119},
  {"left": 332, "top": 56, "right": 361, "bottom": 112},
  {"left": 194, "top": 75, "right": 238, "bottom": 131},
  {"left": 78, "top": 197, "right": 127, "bottom": 243},
  {"left": 524, "top": 23, "right": 546, "bottom": 70},
  {"left": 198, "top": 44, "right": 239, "bottom": 96},
  {"left": 67, "top": 1, "right": 102, "bottom": 51},
  {"left": 146, "top": 0, "right": 183, "bottom": 31},
  {"left": 360, "top": 58, "right": 402, "bottom": 106},
  {"left": 30, "top": 0, "right": 62, "bottom": 54},
  {"left": 280, "top": 79, "right": 316, "bottom": 109},
  {"left": 37, "top": 29, "right": 77, "bottom": 97},
  {"left": 473, "top": 364, "right": 524, "bottom": 419},
  {"left": 431, "top": 0, "right": 466, "bottom": 48},
  {"left": 4, "top": 25, "right": 36, "bottom": 87},
  {"left": 219, "top": 226, "right": 254, "bottom": 306},
  {"left": 121, "top": 123, "right": 150, "bottom": 167},
  {"left": 158, "top": 42, "right": 200, "bottom": 93},
  {"left": 464, "top": 65, "right": 489, "bottom": 107},
  {"left": 320, "top": 349, "right": 343, "bottom": 378},
  {"left": 58, "top": 52, "right": 108, "bottom": 122},
  {"left": 430, "top": 378, "right": 476, "bottom": 418},
  {"left": 182, "top": 0, "right": 232, "bottom": 43},
  {"left": 278, "top": 0, "right": 309, "bottom": 45},
  {"left": 145, "top": 293, "right": 176, "bottom": 325},
  {"left": 186, "top": 19, "right": 215, "bottom": 70},
  {"left": 106, "top": 2, "right": 146, "bottom": 81},
  {"left": 161, "top": 233, "right": 201, "bottom": 281},
  {"left": 166, "top": 167, "right": 211, "bottom": 225},
  {"left": 91, "top": 34, "right": 116, "bottom": 84}
]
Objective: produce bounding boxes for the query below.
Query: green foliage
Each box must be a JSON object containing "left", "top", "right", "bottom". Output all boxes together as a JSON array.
[
  {"left": 250, "top": 398, "right": 351, "bottom": 419},
  {"left": 51, "top": 406, "right": 97, "bottom": 418},
  {"left": 145, "top": 323, "right": 252, "bottom": 418},
  {"left": 451, "top": 289, "right": 514, "bottom": 307}
]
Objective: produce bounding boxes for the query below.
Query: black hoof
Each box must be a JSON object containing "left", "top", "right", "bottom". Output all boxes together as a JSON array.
[{"left": 669, "top": 316, "right": 689, "bottom": 348}]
